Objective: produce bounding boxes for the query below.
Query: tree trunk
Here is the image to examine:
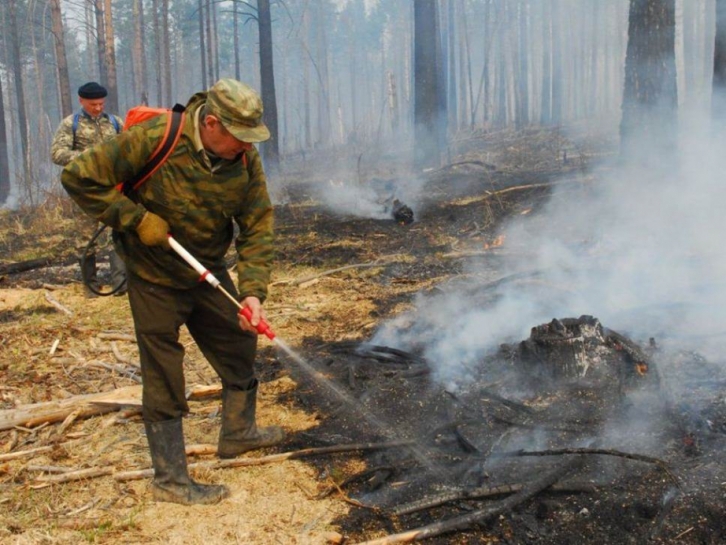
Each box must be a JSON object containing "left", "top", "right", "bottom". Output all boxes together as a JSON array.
[
  {"left": 50, "top": 0, "right": 72, "bottom": 117},
  {"left": 161, "top": 0, "right": 172, "bottom": 105},
  {"left": 551, "top": 0, "right": 563, "bottom": 126},
  {"left": 94, "top": 0, "right": 108, "bottom": 85},
  {"left": 233, "top": 0, "right": 240, "bottom": 81},
  {"left": 713, "top": 0, "right": 726, "bottom": 126},
  {"left": 132, "top": 0, "right": 148, "bottom": 104},
  {"left": 446, "top": 0, "right": 457, "bottom": 133},
  {"left": 620, "top": 0, "right": 678, "bottom": 162},
  {"left": 151, "top": 0, "right": 162, "bottom": 105},
  {"left": 414, "top": 0, "right": 446, "bottom": 170},
  {"left": 7, "top": 0, "right": 30, "bottom": 191},
  {"left": 103, "top": 0, "right": 119, "bottom": 113},
  {"left": 314, "top": 1, "right": 331, "bottom": 148},
  {"left": 515, "top": 0, "right": 529, "bottom": 129},
  {"left": 0, "top": 76, "right": 9, "bottom": 205},
  {"left": 85, "top": 2, "right": 96, "bottom": 79},
  {"left": 540, "top": 0, "right": 552, "bottom": 125},
  {"left": 198, "top": 0, "right": 207, "bottom": 88},
  {"left": 205, "top": 0, "right": 214, "bottom": 86},
  {"left": 258, "top": 0, "right": 280, "bottom": 169},
  {"left": 212, "top": 0, "right": 219, "bottom": 81},
  {"left": 303, "top": 13, "right": 312, "bottom": 151}
]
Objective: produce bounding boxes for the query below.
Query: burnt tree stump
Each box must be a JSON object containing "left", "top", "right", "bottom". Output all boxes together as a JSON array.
[{"left": 512, "top": 315, "right": 655, "bottom": 390}]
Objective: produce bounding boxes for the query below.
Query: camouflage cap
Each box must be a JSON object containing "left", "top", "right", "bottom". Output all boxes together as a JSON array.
[{"left": 206, "top": 79, "right": 270, "bottom": 143}]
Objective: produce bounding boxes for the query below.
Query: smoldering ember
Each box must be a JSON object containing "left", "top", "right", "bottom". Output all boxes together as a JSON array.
[{"left": 2, "top": 0, "right": 726, "bottom": 544}]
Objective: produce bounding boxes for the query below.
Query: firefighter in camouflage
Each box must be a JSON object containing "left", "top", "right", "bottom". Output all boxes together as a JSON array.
[
  {"left": 51, "top": 82, "right": 127, "bottom": 296},
  {"left": 61, "top": 79, "right": 284, "bottom": 505}
]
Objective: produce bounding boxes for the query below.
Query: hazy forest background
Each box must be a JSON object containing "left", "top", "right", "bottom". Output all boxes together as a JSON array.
[{"left": 0, "top": 0, "right": 725, "bottom": 209}]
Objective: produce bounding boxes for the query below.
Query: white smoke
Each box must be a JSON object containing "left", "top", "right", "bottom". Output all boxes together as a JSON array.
[
  {"left": 307, "top": 174, "right": 426, "bottom": 221},
  {"left": 370, "top": 121, "right": 726, "bottom": 383}
]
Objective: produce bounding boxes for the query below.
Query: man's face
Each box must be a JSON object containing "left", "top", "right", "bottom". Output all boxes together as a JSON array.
[
  {"left": 201, "top": 115, "right": 250, "bottom": 160},
  {"left": 79, "top": 97, "right": 106, "bottom": 118}
]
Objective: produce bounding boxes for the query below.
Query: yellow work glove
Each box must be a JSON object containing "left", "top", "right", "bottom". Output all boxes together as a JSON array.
[{"left": 136, "top": 212, "right": 170, "bottom": 249}]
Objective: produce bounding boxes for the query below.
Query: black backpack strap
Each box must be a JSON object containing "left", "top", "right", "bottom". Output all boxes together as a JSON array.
[{"left": 120, "top": 103, "right": 186, "bottom": 196}]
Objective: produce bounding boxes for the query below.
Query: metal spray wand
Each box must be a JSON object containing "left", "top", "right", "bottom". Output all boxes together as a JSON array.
[{"left": 167, "top": 235, "right": 276, "bottom": 340}]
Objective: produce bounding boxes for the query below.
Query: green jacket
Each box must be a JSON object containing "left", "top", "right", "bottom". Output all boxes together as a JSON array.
[
  {"left": 51, "top": 111, "right": 123, "bottom": 166},
  {"left": 61, "top": 92, "right": 274, "bottom": 302}
]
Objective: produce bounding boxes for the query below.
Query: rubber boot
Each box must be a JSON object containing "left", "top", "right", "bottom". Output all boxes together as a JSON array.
[
  {"left": 145, "top": 419, "right": 230, "bottom": 505},
  {"left": 217, "top": 380, "right": 285, "bottom": 459}
]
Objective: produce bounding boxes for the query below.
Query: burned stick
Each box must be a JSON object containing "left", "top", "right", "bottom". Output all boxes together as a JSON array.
[
  {"left": 317, "top": 466, "right": 395, "bottom": 499},
  {"left": 358, "top": 457, "right": 584, "bottom": 544},
  {"left": 490, "top": 414, "right": 583, "bottom": 434},
  {"left": 392, "top": 481, "right": 598, "bottom": 516},
  {"left": 503, "top": 447, "right": 680, "bottom": 488},
  {"left": 478, "top": 387, "right": 535, "bottom": 414},
  {"left": 365, "top": 346, "right": 429, "bottom": 366},
  {"left": 328, "top": 475, "right": 385, "bottom": 513}
]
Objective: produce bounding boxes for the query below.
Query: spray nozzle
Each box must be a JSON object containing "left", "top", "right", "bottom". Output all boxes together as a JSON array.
[{"left": 239, "top": 306, "right": 276, "bottom": 340}]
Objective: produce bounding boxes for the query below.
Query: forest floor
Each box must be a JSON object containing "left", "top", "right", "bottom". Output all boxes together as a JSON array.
[{"left": 1, "top": 127, "right": 724, "bottom": 544}]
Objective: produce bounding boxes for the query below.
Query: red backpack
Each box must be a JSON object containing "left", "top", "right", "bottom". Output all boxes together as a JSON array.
[{"left": 117, "top": 103, "right": 186, "bottom": 196}]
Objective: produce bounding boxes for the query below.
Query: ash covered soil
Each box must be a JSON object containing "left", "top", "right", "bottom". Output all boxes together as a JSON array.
[{"left": 1, "top": 130, "right": 725, "bottom": 544}]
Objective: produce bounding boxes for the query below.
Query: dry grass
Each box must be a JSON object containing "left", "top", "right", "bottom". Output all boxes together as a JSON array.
[{"left": 0, "top": 129, "right": 587, "bottom": 543}]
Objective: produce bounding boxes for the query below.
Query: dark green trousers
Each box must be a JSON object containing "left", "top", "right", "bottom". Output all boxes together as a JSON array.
[{"left": 127, "top": 271, "right": 257, "bottom": 422}]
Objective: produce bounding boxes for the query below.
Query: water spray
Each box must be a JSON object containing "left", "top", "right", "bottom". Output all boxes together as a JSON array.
[{"left": 168, "top": 235, "right": 437, "bottom": 471}]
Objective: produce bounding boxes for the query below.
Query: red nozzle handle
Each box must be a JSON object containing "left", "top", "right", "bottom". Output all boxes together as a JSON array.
[{"left": 239, "top": 306, "right": 276, "bottom": 340}]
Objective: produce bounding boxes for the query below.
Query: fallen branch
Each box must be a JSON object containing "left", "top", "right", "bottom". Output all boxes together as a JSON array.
[
  {"left": 44, "top": 291, "right": 73, "bottom": 316},
  {"left": 358, "top": 458, "right": 583, "bottom": 544},
  {"left": 0, "top": 256, "right": 53, "bottom": 275},
  {"left": 115, "top": 440, "right": 413, "bottom": 482},
  {"left": 110, "top": 341, "right": 134, "bottom": 365},
  {"left": 450, "top": 178, "right": 589, "bottom": 208},
  {"left": 35, "top": 466, "right": 114, "bottom": 483},
  {"left": 97, "top": 333, "right": 136, "bottom": 343},
  {"left": 276, "top": 256, "right": 402, "bottom": 287},
  {"left": 0, "top": 383, "right": 221, "bottom": 431},
  {"left": 317, "top": 466, "right": 395, "bottom": 499},
  {"left": 0, "top": 446, "right": 53, "bottom": 462},
  {"left": 393, "top": 481, "right": 597, "bottom": 516},
  {"left": 504, "top": 447, "right": 679, "bottom": 486},
  {"left": 83, "top": 360, "right": 141, "bottom": 383}
]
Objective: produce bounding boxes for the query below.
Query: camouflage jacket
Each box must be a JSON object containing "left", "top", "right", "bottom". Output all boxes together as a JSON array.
[
  {"left": 51, "top": 111, "right": 123, "bottom": 166},
  {"left": 61, "top": 92, "right": 274, "bottom": 301}
]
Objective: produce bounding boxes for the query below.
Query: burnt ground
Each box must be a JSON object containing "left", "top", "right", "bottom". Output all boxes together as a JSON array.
[{"left": 1, "top": 128, "right": 724, "bottom": 543}]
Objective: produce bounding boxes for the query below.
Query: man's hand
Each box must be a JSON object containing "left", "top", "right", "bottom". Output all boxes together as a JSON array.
[
  {"left": 238, "top": 296, "right": 265, "bottom": 335},
  {"left": 136, "top": 212, "right": 170, "bottom": 249}
]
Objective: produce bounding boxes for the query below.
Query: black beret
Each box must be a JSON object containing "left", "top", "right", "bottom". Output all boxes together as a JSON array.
[{"left": 78, "top": 82, "right": 107, "bottom": 99}]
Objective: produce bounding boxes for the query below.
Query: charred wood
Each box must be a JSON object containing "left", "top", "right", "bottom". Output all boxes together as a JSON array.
[
  {"left": 359, "top": 457, "right": 584, "bottom": 544},
  {"left": 316, "top": 466, "right": 395, "bottom": 499},
  {"left": 392, "top": 481, "right": 598, "bottom": 516}
]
